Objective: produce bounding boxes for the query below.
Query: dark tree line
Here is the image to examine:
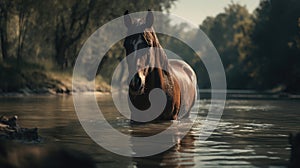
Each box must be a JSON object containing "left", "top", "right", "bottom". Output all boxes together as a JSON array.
[
  {"left": 0, "top": 0, "right": 299, "bottom": 93},
  {"left": 251, "top": 0, "right": 300, "bottom": 92},
  {"left": 0, "top": 0, "right": 175, "bottom": 69},
  {"left": 200, "top": 0, "right": 300, "bottom": 92},
  {"left": 0, "top": 0, "right": 176, "bottom": 92}
]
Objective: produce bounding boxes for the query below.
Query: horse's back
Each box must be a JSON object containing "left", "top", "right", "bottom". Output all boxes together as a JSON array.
[{"left": 169, "top": 59, "right": 197, "bottom": 118}]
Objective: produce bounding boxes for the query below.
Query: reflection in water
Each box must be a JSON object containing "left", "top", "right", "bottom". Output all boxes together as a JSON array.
[
  {"left": 132, "top": 132, "right": 196, "bottom": 168},
  {"left": 0, "top": 95, "right": 299, "bottom": 167},
  {"left": 0, "top": 140, "right": 97, "bottom": 168}
]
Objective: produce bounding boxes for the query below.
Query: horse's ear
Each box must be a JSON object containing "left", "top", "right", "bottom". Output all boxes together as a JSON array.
[
  {"left": 124, "top": 10, "right": 132, "bottom": 28},
  {"left": 145, "top": 9, "right": 154, "bottom": 28}
]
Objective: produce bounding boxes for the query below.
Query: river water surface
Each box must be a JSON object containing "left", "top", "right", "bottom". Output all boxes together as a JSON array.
[{"left": 0, "top": 94, "right": 299, "bottom": 167}]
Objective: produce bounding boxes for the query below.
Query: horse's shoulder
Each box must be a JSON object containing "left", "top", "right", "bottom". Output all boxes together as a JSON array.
[
  {"left": 169, "top": 59, "right": 193, "bottom": 70},
  {"left": 168, "top": 59, "right": 187, "bottom": 66},
  {"left": 168, "top": 59, "right": 196, "bottom": 80}
]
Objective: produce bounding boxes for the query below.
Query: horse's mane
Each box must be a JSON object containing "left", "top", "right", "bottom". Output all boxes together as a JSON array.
[
  {"left": 143, "top": 27, "right": 169, "bottom": 71},
  {"left": 143, "top": 28, "right": 160, "bottom": 47}
]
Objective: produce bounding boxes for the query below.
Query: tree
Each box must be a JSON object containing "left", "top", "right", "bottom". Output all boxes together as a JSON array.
[
  {"left": 200, "top": 3, "right": 254, "bottom": 89},
  {"left": 54, "top": 0, "right": 95, "bottom": 69},
  {"left": 0, "top": 1, "right": 9, "bottom": 61},
  {"left": 14, "top": 0, "right": 35, "bottom": 64},
  {"left": 0, "top": 0, "right": 39, "bottom": 64},
  {"left": 51, "top": 0, "right": 176, "bottom": 69},
  {"left": 250, "top": 0, "right": 300, "bottom": 92}
]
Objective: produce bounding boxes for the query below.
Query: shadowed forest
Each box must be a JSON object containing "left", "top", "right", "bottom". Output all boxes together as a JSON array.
[{"left": 0, "top": 0, "right": 299, "bottom": 94}]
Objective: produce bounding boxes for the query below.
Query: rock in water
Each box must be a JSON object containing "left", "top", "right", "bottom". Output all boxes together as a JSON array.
[{"left": 0, "top": 115, "right": 39, "bottom": 142}]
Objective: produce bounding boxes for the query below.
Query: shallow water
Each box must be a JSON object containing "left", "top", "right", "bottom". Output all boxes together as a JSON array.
[{"left": 0, "top": 95, "right": 299, "bottom": 167}]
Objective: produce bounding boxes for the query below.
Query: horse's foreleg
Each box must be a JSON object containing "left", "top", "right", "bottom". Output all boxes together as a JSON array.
[{"left": 171, "top": 78, "right": 181, "bottom": 120}]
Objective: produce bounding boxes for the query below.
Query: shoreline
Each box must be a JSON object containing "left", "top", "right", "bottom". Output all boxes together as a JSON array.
[
  {"left": 0, "top": 87, "right": 111, "bottom": 97},
  {"left": 0, "top": 89, "right": 299, "bottom": 100},
  {"left": 198, "top": 90, "right": 300, "bottom": 100}
]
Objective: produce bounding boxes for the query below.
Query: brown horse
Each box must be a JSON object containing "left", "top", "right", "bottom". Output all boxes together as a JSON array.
[{"left": 123, "top": 10, "right": 197, "bottom": 121}]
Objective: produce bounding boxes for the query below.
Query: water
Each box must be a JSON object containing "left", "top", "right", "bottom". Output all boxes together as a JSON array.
[{"left": 0, "top": 94, "right": 299, "bottom": 167}]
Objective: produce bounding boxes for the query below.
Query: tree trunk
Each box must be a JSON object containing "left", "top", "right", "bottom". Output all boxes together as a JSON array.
[
  {"left": 17, "top": 0, "right": 29, "bottom": 66},
  {"left": 0, "top": 3, "right": 9, "bottom": 60},
  {"left": 55, "top": 42, "right": 67, "bottom": 69},
  {"left": 0, "top": 29, "right": 8, "bottom": 60},
  {"left": 54, "top": 1, "right": 92, "bottom": 70}
]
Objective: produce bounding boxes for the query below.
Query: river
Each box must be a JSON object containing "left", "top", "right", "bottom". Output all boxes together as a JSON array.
[{"left": 0, "top": 94, "right": 299, "bottom": 167}]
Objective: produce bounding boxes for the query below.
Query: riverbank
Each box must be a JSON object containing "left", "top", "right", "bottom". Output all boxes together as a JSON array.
[
  {"left": 0, "top": 60, "right": 110, "bottom": 96},
  {"left": 0, "top": 72, "right": 110, "bottom": 96},
  {"left": 1, "top": 89, "right": 300, "bottom": 101},
  {"left": 1, "top": 60, "right": 299, "bottom": 98},
  {"left": 199, "top": 89, "right": 300, "bottom": 100}
]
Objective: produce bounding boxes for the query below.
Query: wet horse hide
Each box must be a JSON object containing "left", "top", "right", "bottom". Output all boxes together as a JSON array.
[{"left": 123, "top": 10, "right": 197, "bottom": 121}]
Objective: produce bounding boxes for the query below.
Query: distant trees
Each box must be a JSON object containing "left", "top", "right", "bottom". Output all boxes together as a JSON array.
[
  {"left": 0, "top": 0, "right": 177, "bottom": 92},
  {"left": 54, "top": 0, "right": 95, "bottom": 69},
  {"left": 0, "top": 0, "right": 39, "bottom": 63},
  {"left": 200, "top": 3, "right": 254, "bottom": 89},
  {"left": 0, "top": 0, "right": 176, "bottom": 68},
  {"left": 0, "top": 1, "right": 9, "bottom": 61},
  {"left": 0, "top": 0, "right": 299, "bottom": 93},
  {"left": 250, "top": 0, "right": 300, "bottom": 92},
  {"left": 199, "top": 0, "right": 300, "bottom": 92}
]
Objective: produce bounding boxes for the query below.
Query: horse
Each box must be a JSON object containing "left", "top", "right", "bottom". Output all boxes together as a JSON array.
[{"left": 123, "top": 10, "right": 197, "bottom": 121}]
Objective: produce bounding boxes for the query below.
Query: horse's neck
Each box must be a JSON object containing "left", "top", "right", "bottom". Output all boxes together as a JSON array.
[
  {"left": 149, "top": 47, "right": 170, "bottom": 90},
  {"left": 152, "top": 46, "right": 169, "bottom": 70},
  {"left": 146, "top": 31, "right": 171, "bottom": 89}
]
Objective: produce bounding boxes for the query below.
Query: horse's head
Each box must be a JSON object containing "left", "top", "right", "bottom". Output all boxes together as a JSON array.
[{"left": 123, "top": 10, "right": 160, "bottom": 95}]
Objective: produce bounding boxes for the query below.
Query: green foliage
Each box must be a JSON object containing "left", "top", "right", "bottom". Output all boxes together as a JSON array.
[
  {"left": 250, "top": 0, "right": 300, "bottom": 92},
  {"left": 199, "top": 1, "right": 300, "bottom": 92},
  {"left": 0, "top": 0, "right": 176, "bottom": 92},
  {"left": 0, "top": 0, "right": 175, "bottom": 65},
  {"left": 200, "top": 3, "right": 254, "bottom": 89},
  {"left": 0, "top": 0, "right": 299, "bottom": 93}
]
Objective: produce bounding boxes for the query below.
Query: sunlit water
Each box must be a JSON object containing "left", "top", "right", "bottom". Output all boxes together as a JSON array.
[{"left": 0, "top": 94, "right": 299, "bottom": 167}]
